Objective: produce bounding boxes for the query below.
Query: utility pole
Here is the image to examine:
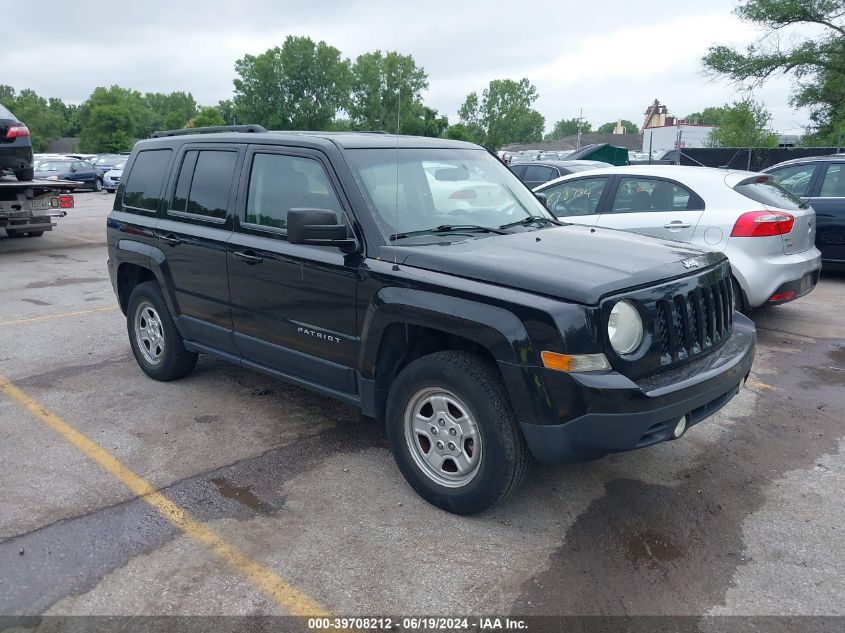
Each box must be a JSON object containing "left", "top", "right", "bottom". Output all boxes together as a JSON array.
[{"left": 576, "top": 108, "right": 583, "bottom": 150}]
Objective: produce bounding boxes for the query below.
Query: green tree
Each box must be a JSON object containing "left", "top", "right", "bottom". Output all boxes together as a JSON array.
[
  {"left": 216, "top": 99, "right": 237, "bottom": 125},
  {"left": 144, "top": 91, "right": 197, "bottom": 133},
  {"left": 233, "top": 36, "right": 351, "bottom": 130},
  {"left": 544, "top": 117, "right": 592, "bottom": 141},
  {"left": 703, "top": 0, "right": 845, "bottom": 143},
  {"left": 445, "top": 123, "right": 476, "bottom": 142},
  {"left": 684, "top": 106, "right": 728, "bottom": 126},
  {"left": 348, "top": 50, "right": 431, "bottom": 133},
  {"left": 458, "top": 78, "right": 545, "bottom": 150},
  {"left": 705, "top": 98, "right": 779, "bottom": 147},
  {"left": 596, "top": 119, "right": 638, "bottom": 134},
  {"left": 77, "top": 86, "right": 149, "bottom": 152},
  {"left": 190, "top": 106, "right": 226, "bottom": 128}
]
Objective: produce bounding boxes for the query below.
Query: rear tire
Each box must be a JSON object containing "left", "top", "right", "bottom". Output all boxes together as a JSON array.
[
  {"left": 93, "top": 178, "right": 103, "bottom": 192},
  {"left": 5, "top": 229, "right": 23, "bottom": 238},
  {"left": 14, "top": 168, "right": 34, "bottom": 182},
  {"left": 385, "top": 350, "right": 529, "bottom": 515},
  {"left": 126, "top": 281, "right": 197, "bottom": 381}
]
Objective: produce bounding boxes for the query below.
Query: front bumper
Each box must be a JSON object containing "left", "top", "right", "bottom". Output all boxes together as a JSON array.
[{"left": 511, "top": 314, "right": 756, "bottom": 463}]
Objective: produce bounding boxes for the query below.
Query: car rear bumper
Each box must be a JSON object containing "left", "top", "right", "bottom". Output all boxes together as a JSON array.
[
  {"left": 509, "top": 314, "right": 756, "bottom": 463},
  {"left": 728, "top": 244, "right": 822, "bottom": 307},
  {"left": 0, "top": 145, "right": 33, "bottom": 170}
]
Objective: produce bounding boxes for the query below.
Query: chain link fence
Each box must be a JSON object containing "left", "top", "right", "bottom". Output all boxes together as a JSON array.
[{"left": 656, "top": 147, "right": 841, "bottom": 171}]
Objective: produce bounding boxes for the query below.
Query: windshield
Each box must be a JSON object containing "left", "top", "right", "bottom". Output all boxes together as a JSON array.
[
  {"left": 112, "top": 161, "right": 127, "bottom": 170},
  {"left": 35, "top": 161, "right": 71, "bottom": 172},
  {"left": 345, "top": 148, "right": 554, "bottom": 241}
]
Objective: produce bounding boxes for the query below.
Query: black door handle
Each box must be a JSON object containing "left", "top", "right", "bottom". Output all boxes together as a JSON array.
[
  {"left": 233, "top": 250, "right": 264, "bottom": 265},
  {"left": 159, "top": 234, "right": 182, "bottom": 246}
]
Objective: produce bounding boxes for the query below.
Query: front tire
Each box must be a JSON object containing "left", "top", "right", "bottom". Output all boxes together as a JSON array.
[
  {"left": 126, "top": 281, "right": 197, "bottom": 381},
  {"left": 385, "top": 351, "right": 529, "bottom": 514}
]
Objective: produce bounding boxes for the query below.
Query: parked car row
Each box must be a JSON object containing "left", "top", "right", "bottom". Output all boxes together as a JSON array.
[{"left": 30, "top": 152, "right": 129, "bottom": 191}]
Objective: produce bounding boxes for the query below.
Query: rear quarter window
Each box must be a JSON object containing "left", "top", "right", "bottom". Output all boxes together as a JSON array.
[
  {"left": 122, "top": 149, "right": 173, "bottom": 213},
  {"left": 735, "top": 181, "right": 807, "bottom": 211}
]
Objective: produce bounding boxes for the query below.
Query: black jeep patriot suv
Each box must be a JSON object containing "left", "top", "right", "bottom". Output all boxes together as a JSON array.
[{"left": 107, "top": 126, "right": 756, "bottom": 514}]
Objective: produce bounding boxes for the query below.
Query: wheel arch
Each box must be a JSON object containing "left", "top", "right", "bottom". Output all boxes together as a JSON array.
[{"left": 359, "top": 287, "right": 536, "bottom": 420}]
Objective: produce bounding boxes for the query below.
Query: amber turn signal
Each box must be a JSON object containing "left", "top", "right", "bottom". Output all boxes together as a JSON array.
[{"left": 540, "top": 351, "right": 610, "bottom": 373}]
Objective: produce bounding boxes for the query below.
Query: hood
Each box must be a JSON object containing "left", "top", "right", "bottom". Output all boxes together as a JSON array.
[{"left": 386, "top": 225, "right": 722, "bottom": 305}]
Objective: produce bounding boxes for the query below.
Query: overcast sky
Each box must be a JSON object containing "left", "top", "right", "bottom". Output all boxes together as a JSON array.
[{"left": 4, "top": 0, "right": 818, "bottom": 134}]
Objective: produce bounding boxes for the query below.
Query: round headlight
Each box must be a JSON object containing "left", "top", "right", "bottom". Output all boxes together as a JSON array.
[{"left": 608, "top": 300, "right": 643, "bottom": 355}]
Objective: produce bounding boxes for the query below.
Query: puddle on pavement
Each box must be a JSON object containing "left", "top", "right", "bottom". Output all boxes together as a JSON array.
[{"left": 210, "top": 477, "right": 273, "bottom": 515}]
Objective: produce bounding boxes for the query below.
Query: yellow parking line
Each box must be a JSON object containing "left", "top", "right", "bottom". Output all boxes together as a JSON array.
[
  {"left": 0, "top": 375, "right": 330, "bottom": 617},
  {"left": 0, "top": 306, "right": 119, "bottom": 327}
]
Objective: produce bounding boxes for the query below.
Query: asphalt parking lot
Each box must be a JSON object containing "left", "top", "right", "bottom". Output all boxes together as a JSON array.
[{"left": 0, "top": 191, "right": 843, "bottom": 622}]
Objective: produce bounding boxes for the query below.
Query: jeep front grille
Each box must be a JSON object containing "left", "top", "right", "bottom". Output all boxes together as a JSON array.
[
  {"left": 601, "top": 260, "right": 735, "bottom": 380},
  {"left": 655, "top": 280, "right": 733, "bottom": 365}
]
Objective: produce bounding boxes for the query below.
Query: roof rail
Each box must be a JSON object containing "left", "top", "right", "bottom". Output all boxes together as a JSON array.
[{"left": 150, "top": 125, "right": 267, "bottom": 138}]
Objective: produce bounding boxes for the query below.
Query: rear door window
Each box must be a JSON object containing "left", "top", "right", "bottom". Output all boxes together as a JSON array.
[
  {"left": 523, "top": 165, "right": 555, "bottom": 183},
  {"left": 818, "top": 163, "right": 845, "bottom": 197},
  {"left": 611, "top": 177, "right": 702, "bottom": 212},
  {"left": 169, "top": 150, "right": 238, "bottom": 220},
  {"left": 768, "top": 164, "right": 817, "bottom": 197},
  {"left": 122, "top": 149, "right": 173, "bottom": 213},
  {"left": 509, "top": 165, "right": 527, "bottom": 179}
]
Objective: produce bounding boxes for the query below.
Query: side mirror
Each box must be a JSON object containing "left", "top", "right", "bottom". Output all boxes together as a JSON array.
[
  {"left": 534, "top": 192, "right": 548, "bottom": 207},
  {"left": 287, "top": 208, "right": 355, "bottom": 249}
]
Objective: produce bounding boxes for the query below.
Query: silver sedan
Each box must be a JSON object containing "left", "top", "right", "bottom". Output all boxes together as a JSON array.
[{"left": 534, "top": 165, "right": 822, "bottom": 310}]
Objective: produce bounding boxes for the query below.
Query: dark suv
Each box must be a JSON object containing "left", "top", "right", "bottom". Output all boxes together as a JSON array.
[
  {"left": 0, "top": 103, "right": 34, "bottom": 181},
  {"left": 107, "top": 126, "right": 756, "bottom": 514}
]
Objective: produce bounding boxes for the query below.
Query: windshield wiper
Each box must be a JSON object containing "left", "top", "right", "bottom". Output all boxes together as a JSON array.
[
  {"left": 390, "top": 224, "right": 508, "bottom": 241},
  {"left": 498, "top": 215, "right": 562, "bottom": 230}
]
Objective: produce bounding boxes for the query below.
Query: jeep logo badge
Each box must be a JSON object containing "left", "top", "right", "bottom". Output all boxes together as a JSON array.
[{"left": 682, "top": 258, "right": 701, "bottom": 269}]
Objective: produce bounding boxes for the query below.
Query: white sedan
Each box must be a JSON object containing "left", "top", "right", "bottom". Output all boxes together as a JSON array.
[
  {"left": 534, "top": 165, "right": 822, "bottom": 310},
  {"left": 103, "top": 160, "right": 126, "bottom": 193}
]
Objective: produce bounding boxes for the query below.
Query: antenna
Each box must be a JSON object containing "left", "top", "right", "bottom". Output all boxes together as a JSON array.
[{"left": 393, "top": 69, "right": 401, "bottom": 271}]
